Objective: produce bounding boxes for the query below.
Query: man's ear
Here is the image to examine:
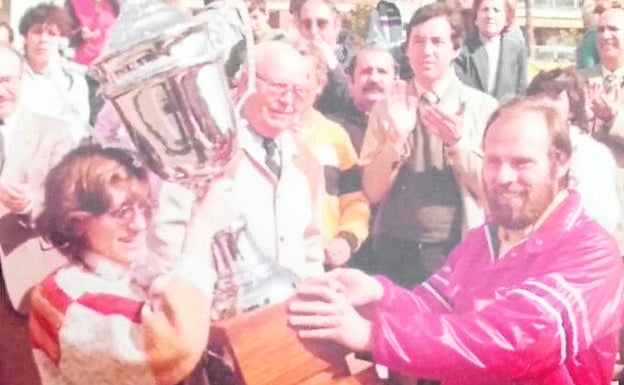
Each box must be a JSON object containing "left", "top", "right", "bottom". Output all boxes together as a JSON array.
[
  {"left": 557, "top": 159, "right": 571, "bottom": 180},
  {"left": 555, "top": 153, "right": 572, "bottom": 183}
]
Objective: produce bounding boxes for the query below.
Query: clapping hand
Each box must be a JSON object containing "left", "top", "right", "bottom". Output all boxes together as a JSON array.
[
  {"left": 586, "top": 81, "right": 619, "bottom": 125},
  {"left": 419, "top": 99, "right": 465, "bottom": 146},
  {"left": 386, "top": 80, "right": 418, "bottom": 149}
]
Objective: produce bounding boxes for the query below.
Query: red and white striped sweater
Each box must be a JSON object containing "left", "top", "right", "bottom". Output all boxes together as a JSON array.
[{"left": 29, "top": 252, "right": 214, "bottom": 385}]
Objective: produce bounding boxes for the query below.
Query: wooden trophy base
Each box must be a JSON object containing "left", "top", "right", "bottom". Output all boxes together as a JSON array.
[{"left": 208, "top": 301, "right": 383, "bottom": 385}]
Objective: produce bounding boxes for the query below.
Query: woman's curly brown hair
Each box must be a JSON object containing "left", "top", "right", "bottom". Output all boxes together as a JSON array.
[{"left": 35, "top": 145, "right": 152, "bottom": 262}]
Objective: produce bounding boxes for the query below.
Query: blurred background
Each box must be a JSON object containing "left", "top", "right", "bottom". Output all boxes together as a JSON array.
[{"left": 0, "top": 0, "right": 585, "bottom": 83}]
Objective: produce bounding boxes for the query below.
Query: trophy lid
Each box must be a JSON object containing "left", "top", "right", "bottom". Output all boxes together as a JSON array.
[{"left": 100, "top": 0, "right": 190, "bottom": 62}]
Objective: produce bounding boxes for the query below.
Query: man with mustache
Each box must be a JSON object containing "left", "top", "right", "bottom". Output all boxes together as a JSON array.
[
  {"left": 328, "top": 46, "right": 397, "bottom": 154},
  {"left": 360, "top": 3, "right": 497, "bottom": 287},
  {"left": 288, "top": 96, "right": 624, "bottom": 384}
]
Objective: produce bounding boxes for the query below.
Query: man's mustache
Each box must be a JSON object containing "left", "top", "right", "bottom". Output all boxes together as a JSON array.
[{"left": 362, "top": 82, "right": 385, "bottom": 93}]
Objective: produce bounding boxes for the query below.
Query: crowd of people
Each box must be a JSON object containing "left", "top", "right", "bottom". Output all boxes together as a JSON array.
[{"left": 1, "top": 0, "right": 624, "bottom": 384}]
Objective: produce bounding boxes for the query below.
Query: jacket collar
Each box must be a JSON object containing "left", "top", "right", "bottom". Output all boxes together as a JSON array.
[
  {"left": 82, "top": 251, "right": 134, "bottom": 282},
  {"left": 486, "top": 189, "right": 584, "bottom": 258},
  {"left": 523, "top": 189, "right": 583, "bottom": 253},
  {"left": 238, "top": 120, "right": 299, "bottom": 171}
]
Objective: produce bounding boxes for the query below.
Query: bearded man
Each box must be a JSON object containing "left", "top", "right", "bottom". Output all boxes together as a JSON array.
[{"left": 287, "top": 96, "right": 624, "bottom": 385}]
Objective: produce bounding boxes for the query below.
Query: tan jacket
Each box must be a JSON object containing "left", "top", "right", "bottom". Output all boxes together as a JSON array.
[{"left": 360, "top": 75, "right": 498, "bottom": 237}]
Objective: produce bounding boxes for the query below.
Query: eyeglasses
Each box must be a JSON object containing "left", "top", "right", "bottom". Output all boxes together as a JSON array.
[
  {"left": 256, "top": 74, "right": 310, "bottom": 101},
  {"left": 105, "top": 202, "right": 153, "bottom": 225},
  {"left": 301, "top": 18, "right": 330, "bottom": 30}
]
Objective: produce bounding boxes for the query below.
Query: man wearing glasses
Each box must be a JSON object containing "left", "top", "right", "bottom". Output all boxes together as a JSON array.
[
  {"left": 0, "top": 43, "right": 74, "bottom": 385},
  {"left": 198, "top": 40, "right": 325, "bottom": 279},
  {"left": 294, "top": 0, "right": 355, "bottom": 115}
]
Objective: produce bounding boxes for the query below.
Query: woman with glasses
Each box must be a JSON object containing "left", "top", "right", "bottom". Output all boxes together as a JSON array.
[{"left": 29, "top": 145, "right": 216, "bottom": 385}]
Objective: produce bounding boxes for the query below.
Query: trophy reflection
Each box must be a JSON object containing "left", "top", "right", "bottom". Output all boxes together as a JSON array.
[{"left": 210, "top": 216, "right": 300, "bottom": 321}]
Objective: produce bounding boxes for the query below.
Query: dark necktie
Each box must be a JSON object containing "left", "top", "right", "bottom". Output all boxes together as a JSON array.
[
  {"left": 604, "top": 73, "right": 617, "bottom": 95},
  {"left": 262, "top": 138, "right": 281, "bottom": 177}
]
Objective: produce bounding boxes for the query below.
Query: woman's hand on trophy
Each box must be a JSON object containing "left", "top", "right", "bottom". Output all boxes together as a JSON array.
[
  {"left": 287, "top": 281, "right": 374, "bottom": 353},
  {"left": 182, "top": 178, "right": 236, "bottom": 258}
]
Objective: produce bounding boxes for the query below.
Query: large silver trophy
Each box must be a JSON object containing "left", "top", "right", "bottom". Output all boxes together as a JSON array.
[{"left": 89, "top": 0, "right": 299, "bottom": 322}]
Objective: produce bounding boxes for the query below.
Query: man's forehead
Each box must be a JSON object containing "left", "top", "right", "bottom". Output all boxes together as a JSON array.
[
  {"left": 485, "top": 110, "right": 550, "bottom": 147},
  {"left": 258, "top": 56, "right": 309, "bottom": 84},
  {"left": 410, "top": 17, "right": 452, "bottom": 39},
  {"left": 600, "top": 8, "right": 624, "bottom": 25},
  {"left": 300, "top": 0, "right": 334, "bottom": 18},
  {"left": 29, "top": 22, "right": 60, "bottom": 33},
  {"left": 358, "top": 50, "right": 394, "bottom": 68},
  {"left": 479, "top": 0, "right": 504, "bottom": 9}
]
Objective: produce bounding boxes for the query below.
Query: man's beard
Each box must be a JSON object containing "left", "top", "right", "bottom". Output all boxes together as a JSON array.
[{"left": 486, "top": 173, "right": 558, "bottom": 231}]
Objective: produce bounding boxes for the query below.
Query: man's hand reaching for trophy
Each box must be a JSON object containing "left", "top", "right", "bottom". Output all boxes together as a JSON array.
[
  {"left": 288, "top": 281, "right": 374, "bottom": 352},
  {"left": 287, "top": 268, "right": 384, "bottom": 352}
]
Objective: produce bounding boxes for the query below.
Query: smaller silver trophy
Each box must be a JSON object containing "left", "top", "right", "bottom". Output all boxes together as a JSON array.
[{"left": 89, "top": 0, "right": 299, "bottom": 323}]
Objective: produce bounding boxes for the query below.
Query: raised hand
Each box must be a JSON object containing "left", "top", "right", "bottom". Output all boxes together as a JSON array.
[
  {"left": 586, "top": 80, "right": 619, "bottom": 124},
  {"left": 182, "top": 178, "right": 237, "bottom": 258},
  {"left": 310, "top": 38, "right": 339, "bottom": 69},
  {"left": 385, "top": 80, "right": 418, "bottom": 148}
]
